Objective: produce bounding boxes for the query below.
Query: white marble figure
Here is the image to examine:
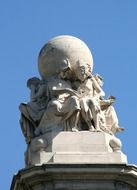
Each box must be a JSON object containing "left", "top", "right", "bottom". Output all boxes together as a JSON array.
[
  {"left": 19, "top": 77, "right": 48, "bottom": 143},
  {"left": 19, "top": 59, "right": 123, "bottom": 145},
  {"left": 19, "top": 35, "right": 124, "bottom": 145},
  {"left": 19, "top": 36, "right": 126, "bottom": 166},
  {"left": 70, "top": 60, "right": 104, "bottom": 132}
]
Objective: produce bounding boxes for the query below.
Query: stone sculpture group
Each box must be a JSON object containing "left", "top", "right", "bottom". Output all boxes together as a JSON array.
[{"left": 19, "top": 35, "right": 124, "bottom": 166}]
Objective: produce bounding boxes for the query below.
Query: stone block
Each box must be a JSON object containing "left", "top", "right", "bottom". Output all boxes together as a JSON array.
[
  {"left": 53, "top": 152, "right": 127, "bottom": 163},
  {"left": 28, "top": 131, "right": 127, "bottom": 165},
  {"left": 53, "top": 131, "right": 113, "bottom": 152},
  {"left": 52, "top": 132, "right": 127, "bottom": 164},
  {"left": 31, "top": 151, "right": 53, "bottom": 165}
]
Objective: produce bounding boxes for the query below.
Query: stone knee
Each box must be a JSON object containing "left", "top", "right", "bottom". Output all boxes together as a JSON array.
[{"left": 70, "top": 96, "right": 80, "bottom": 110}]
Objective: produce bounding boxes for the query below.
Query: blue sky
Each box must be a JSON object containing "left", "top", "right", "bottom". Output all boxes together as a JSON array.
[{"left": 0, "top": 1, "right": 137, "bottom": 189}]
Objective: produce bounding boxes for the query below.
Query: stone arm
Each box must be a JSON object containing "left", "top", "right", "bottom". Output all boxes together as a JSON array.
[
  {"left": 52, "top": 87, "right": 80, "bottom": 97},
  {"left": 91, "top": 77, "right": 105, "bottom": 97}
]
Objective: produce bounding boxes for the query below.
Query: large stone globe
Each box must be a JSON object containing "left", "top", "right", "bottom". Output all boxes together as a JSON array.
[{"left": 38, "top": 35, "right": 93, "bottom": 79}]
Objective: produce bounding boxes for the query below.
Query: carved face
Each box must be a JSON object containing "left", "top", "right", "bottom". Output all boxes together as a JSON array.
[
  {"left": 27, "top": 77, "right": 40, "bottom": 89},
  {"left": 75, "top": 60, "right": 90, "bottom": 82}
]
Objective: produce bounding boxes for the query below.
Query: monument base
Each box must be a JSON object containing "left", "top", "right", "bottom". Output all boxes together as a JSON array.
[
  {"left": 11, "top": 164, "right": 137, "bottom": 190},
  {"left": 28, "top": 132, "right": 127, "bottom": 165}
]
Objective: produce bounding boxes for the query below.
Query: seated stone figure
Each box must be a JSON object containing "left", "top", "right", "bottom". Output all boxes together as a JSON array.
[
  {"left": 20, "top": 62, "right": 82, "bottom": 143},
  {"left": 20, "top": 59, "right": 82, "bottom": 139},
  {"left": 71, "top": 60, "right": 123, "bottom": 134},
  {"left": 20, "top": 57, "right": 123, "bottom": 142},
  {"left": 35, "top": 76, "right": 80, "bottom": 135},
  {"left": 19, "top": 77, "right": 48, "bottom": 143},
  {"left": 93, "top": 74, "right": 124, "bottom": 134},
  {"left": 71, "top": 60, "right": 105, "bottom": 132}
]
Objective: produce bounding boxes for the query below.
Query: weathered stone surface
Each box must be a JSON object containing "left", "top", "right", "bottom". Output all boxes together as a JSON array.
[
  {"left": 10, "top": 164, "right": 137, "bottom": 190},
  {"left": 19, "top": 35, "right": 125, "bottom": 166},
  {"left": 38, "top": 35, "right": 93, "bottom": 79},
  {"left": 13, "top": 35, "right": 132, "bottom": 190},
  {"left": 53, "top": 132, "right": 127, "bottom": 164},
  {"left": 53, "top": 131, "right": 117, "bottom": 152},
  {"left": 26, "top": 132, "right": 127, "bottom": 166}
]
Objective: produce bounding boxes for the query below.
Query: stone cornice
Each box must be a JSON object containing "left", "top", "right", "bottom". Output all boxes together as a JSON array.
[{"left": 11, "top": 164, "right": 137, "bottom": 190}]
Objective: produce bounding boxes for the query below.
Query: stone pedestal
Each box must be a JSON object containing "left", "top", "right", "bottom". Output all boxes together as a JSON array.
[
  {"left": 28, "top": 132, "right": 127, "bottom": 166},
  {"left": 10, "top": 132, "right": 131, "bottom": 190},
  {"left": 53, "top": 132, "right": 127, "bottom": 164},
  {"left": 10, "top": 164, "right": 137, "bottom": 190}
]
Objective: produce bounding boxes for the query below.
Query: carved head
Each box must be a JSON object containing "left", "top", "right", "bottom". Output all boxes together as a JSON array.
[
  {"left": 57, "top": 59, "right": 72, "bottom": 79},
  {"left": 27, "top": 77, "right": 40, "bottom": 89},
  {"left": 74, "top": 60, "right": 91, "bottom": 82}
]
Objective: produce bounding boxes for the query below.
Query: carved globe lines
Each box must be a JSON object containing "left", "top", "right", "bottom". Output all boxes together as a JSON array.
[{"left": 38, "top": 35, "right": 93, "bottom": 79}]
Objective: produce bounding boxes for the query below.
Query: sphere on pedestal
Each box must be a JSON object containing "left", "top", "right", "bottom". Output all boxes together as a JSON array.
[{"left": 38, "top": 35, "right": 93, "bottom": 79}]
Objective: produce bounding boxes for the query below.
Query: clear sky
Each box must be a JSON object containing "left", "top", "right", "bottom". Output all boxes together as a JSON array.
[{"left": 0, "top": 1, "right": 137, "bottom": 189}]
